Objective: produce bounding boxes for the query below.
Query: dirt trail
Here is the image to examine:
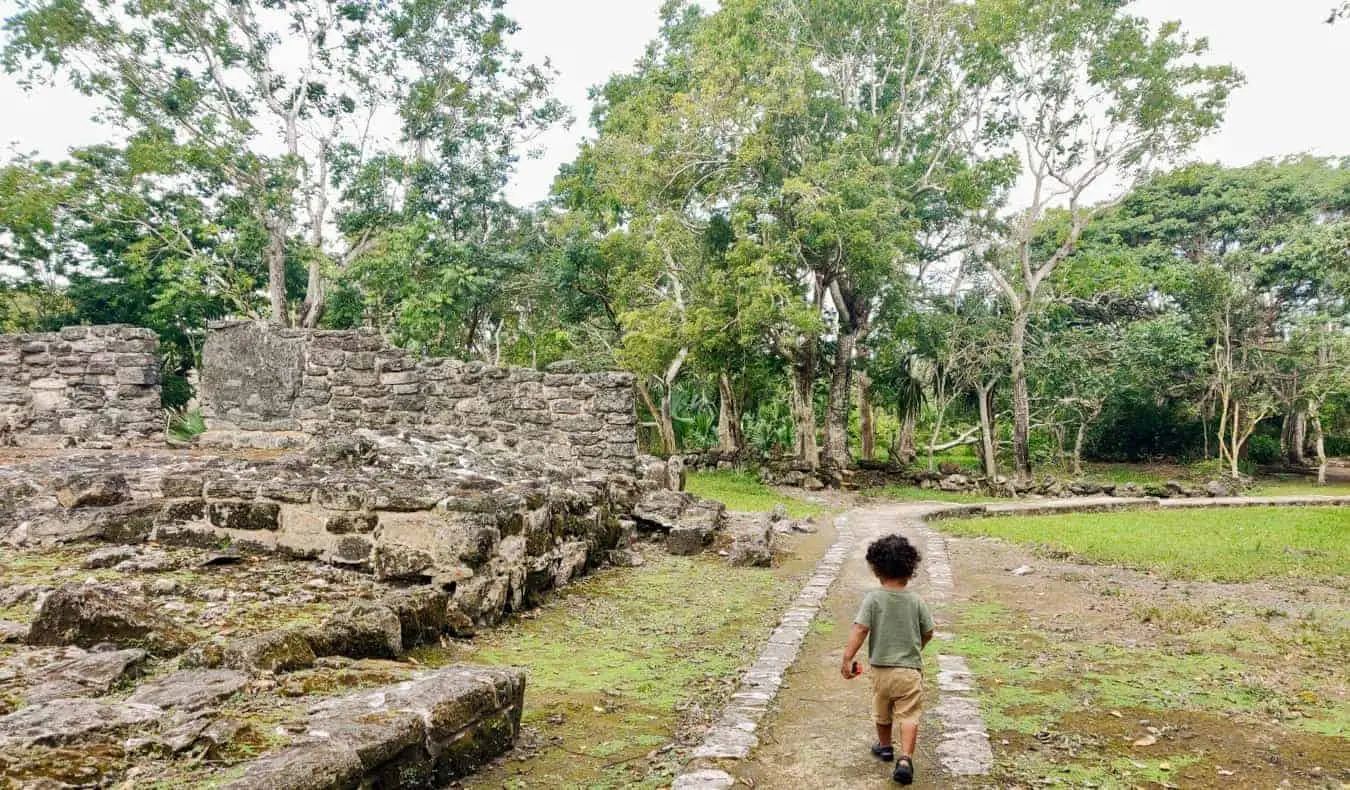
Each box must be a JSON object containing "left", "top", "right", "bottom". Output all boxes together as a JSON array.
[{"left": 739, "top": 504, "right": 983, "bottom": 790}]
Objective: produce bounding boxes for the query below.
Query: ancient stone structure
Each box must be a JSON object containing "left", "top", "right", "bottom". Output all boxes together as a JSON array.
[
  {"left": 0, "top": 322, "right": 718, "bottom": 789},
  {"left": 201, "top": 321, "right": 638, "bottom": 476},
  {"left": 0, "top": 325, "right": 161, "bottom": 447}
]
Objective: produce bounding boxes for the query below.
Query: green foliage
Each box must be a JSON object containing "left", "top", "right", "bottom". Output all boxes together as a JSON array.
[
  {"left": 166, "top": 408, "right": 208, "bottom": 444},
  {"left": 1247, "top": 435, "right": 1282, "bottom": 466}
]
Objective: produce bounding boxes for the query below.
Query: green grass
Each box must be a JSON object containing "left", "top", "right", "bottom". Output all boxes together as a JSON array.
[
  {"left": 684, "top": 470, "right": 827, "bottom": 518},
  {"left": 434, "top": 553, "right": 807, "bottom": 788},
  {"left": 938, "top": 507, "right": 1350, "bottom": 582},
  {"left": 1249, "top": 477, "right": 1350, "bottom": 497}
]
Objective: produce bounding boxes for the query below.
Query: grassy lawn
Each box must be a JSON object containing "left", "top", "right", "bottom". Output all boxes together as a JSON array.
[
  {"left": 1250, "top": 476, "right": 1350, "bottom": 497},
  {"left": 417, "top": 552, "right": 817, "bottom": 789},
  {"left": 684, "top": 470, "right": 829, "bottom": 518},
  {"left": 938, "top": 507, "right": 1350, "bottom": 583}
]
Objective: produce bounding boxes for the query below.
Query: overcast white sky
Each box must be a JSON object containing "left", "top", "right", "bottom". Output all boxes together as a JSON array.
[{"left": 1, "top": 0, "right": 1346, "bottom": 208}]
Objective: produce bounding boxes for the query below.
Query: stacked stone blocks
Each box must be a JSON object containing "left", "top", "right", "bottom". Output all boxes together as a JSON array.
[
  {"left": 201, "top": 322, "right": 637, "bottom": 476},
  {"left": 0, "top": 325, "right": 161, "bottom": 446}
]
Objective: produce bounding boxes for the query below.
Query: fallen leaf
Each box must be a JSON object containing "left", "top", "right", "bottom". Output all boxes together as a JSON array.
[
  {"left": 1132, "top": 735, "right": 1157, "bottom": 747},
  {"left": 1160, "top": 760, "right": 1172, "bottom": 771},
  {"left": 1217, "top": 769, "right": 1235, "bottom": 777},
  {"left": 1109, "top": 710, "right": 1123, "bottom": 718}
]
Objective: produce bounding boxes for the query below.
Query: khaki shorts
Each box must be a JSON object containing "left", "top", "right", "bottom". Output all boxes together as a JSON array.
[{"left": 871, "top": 666, "right": 923, "bottom": 725}]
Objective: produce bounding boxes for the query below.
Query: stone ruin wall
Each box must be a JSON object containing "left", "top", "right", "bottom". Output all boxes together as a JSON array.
[
  {"left": 200, "top": 321, "right": 638, "bottom": 477},
  {"left": 3, "top": 321, "right": 653, "bottom": 628},
  {"left": 0, "top": 325, "right": 161, "bottom": 447}
]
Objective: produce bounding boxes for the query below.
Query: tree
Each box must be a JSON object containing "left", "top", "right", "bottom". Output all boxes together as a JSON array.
[
  {"left": 5, "top": 0, "right": 562, "bottom": 326},
  {"left": 973, "top": 0, "right": 1242, "bottom": 480}
]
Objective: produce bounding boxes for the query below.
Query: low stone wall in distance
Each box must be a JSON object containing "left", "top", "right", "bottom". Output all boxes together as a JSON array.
[
  {"left": 0, "top": 325, "right": 161, "bottom": 447},
  {"left": 201, "top": 322, "right": 637, "bottom": 477}
]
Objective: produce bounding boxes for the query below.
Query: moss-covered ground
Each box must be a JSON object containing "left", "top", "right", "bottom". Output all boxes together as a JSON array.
[{"left": 423, "top": 533, "right": 833, "bottom": 789}]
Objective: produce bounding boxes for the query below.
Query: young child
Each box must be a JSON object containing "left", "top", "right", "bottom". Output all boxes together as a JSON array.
[{"left": 841, "top": 534, "right": 935, "bottom": 785}]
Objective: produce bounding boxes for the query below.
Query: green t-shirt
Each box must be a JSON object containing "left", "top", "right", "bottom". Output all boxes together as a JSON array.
[{"left": 854, "top": 588, "right": 934, "bottom": 670}]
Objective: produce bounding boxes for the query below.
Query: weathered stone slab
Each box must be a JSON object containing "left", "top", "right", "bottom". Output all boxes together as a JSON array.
[
  {"left": 219, "top": 666, "right": 524, "bottom": 789},
  {"left": 27, "top": 584, "right": 197, "bottom": 655},
  {"left": 182, "top": 628, "right": 317, "bottom": 674},
  {"left": 0, "top": 697, "right": 161, "bottom": 749},
  {"left": 127, "top": 669, "right": 250, "bottom": 711}
]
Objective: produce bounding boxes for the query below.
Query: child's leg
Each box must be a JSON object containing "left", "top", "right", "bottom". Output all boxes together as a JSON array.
[
  {"left": 875, "top": 722, "right": 893, "bottom": 747},
  {"left": 898, "top": 720, "right": 919, "bottom": 757},
  {"left": 891, "top": 669, "right": 924, "bottom": 758}
]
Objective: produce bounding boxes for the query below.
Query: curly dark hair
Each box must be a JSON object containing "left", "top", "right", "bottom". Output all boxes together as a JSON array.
[{"left": 866, "top": 534, "right": 922, "bottom": 581}]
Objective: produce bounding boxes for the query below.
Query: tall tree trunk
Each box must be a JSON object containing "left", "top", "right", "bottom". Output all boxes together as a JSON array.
[
  {"left": 858, "top": 372, "right": 875, "bottom": 462},
  {"left": 789, "top": 354, "right": 819, "bottom": 470},
  {"left": 1290, "top": 408, "right": 1307, "bottom": 467},
  {"left": 927, "top": 398, "right": 949, "bottom": 472},
  {"left": 265, "top": 219, "right": 290, "bottom": 326},
  {"left": 1009, "top": 310, "right": 1032, "bottom": 480},
  {"left": 299, "top": 261, "right": 325, "bottom": 328},
  {"left": 1311, "top": 412, "right": 1328, "bottom": 485},
  {"left": 716, "top": 373, "right": 743, "bottom": 455},
  {"left": 891, "top": 410, "right": 917, "bottom": 468},
  {"left": 823, "top": 329, "right": 856, "bottom": 468},
  {"left": 636, "top": 380, "right": 678, "bottom": 457},
  {"left": 976, "top": 379, "right": 999, "bottom": 479},
  {"left": 1072, "top": 423, "right": 1087, "bottom": 477}
]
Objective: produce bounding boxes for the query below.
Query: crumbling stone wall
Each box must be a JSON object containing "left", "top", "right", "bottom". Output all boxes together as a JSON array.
[
  {"left": 0, "top": 325, "right": 161, "bottom": 447},
  {"left": 201, "top": 321, "right": 637, "bottom": 476}
]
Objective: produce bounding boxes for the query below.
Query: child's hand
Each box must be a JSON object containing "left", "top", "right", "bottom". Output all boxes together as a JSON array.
[{"left": 840, "top": 660, "right": 858, "bottom": 680}]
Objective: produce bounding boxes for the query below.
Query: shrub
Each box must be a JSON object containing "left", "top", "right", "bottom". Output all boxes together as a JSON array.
[
  {"left": 166, "top": 407, "right": 207, "bottom": 444},
  {"left": 1247, "top": 434, "right": 1281, "bottom": 466}
]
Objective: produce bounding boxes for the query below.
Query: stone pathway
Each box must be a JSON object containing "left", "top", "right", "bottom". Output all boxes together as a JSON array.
[
  {"left": 700, "top": 504, "right": 986, "bottom": 789},
  {"left": 681, "top": 494, "right": 1350, "bottom": 789}
]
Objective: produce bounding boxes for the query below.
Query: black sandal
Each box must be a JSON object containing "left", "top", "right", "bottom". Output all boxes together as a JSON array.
[
  {"left": 871, "top": 743, "right": 895, "bottom": 761},
  {"left": 892, "top": 755, "right": 914, "bottom": 785}
]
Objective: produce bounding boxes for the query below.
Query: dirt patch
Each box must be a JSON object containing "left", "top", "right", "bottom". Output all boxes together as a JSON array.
[{"left": 944, "top": 532, "right": 1349, "bottom": 788}]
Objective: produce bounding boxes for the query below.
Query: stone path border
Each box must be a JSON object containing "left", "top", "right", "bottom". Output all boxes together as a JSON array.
[
  {"left": 672, "top": 494, "right": 1350, "bottom": 789},
  {"left": 673, "top": 515, "right": 857, "bottom": 790},
  {"left": 910, "top": 520, "right": 995, "bottom": 777}
]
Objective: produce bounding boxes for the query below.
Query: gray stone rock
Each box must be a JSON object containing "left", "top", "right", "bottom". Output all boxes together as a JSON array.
[
  {"left": 128, "top": 669, "right": 250, "bottom": 711},
  {"left": 673, "top": 770, "right": 736, "bottom": 790},
  {"left": 0, "top": 697, "right": 161, "bottom": 749},
  {"left": 26, "top": 584, "right": 197, "bottom": 655},
  {"left": 182, "top": 629, "right": 316, "bottom": 674},
  {"left": 0, "top": 620, "right": 27, "bottom": 644},
  {"left": 382, "top": 588, "right": 449, "bottom": 648},
  {"left": 1204, "top": 479, "right": 1237, "bottom": 498},
  {"left": 306, "top": 602, "right": 403, "bottom": 660},
  {"left": 82, "top": 545, "right": 139, "bottom": 569},
  {"left": 606, "top": 549, "right": 646, "bottom": 567},
  {"left": 220, "top": 666, "right": 524, "bottom": 790},
  {"left": 724, "top": 513, "right": 774, "bottom": 567},
  {"left": 371, "top": 542, "right": 435, "bottom": 581},
  {"left": 667, "top": 525, "right": 713, "bottom": 556},
  {"left": 632, "top": 489, "right": 695, "bottom": 532},
  {"left": 54, "top": 473, "right": 130, "bottom": 509},
  {"left": 115, "top": 550, "right": 172, "bottom": 573}
]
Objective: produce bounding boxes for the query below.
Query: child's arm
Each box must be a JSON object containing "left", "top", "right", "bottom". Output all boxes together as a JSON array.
[
  {"left": 921, "top": 629, "right": 934, "bottom": 650},
  {"left": 841, "top": 623, "right": 869, "bottom": 679}
]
